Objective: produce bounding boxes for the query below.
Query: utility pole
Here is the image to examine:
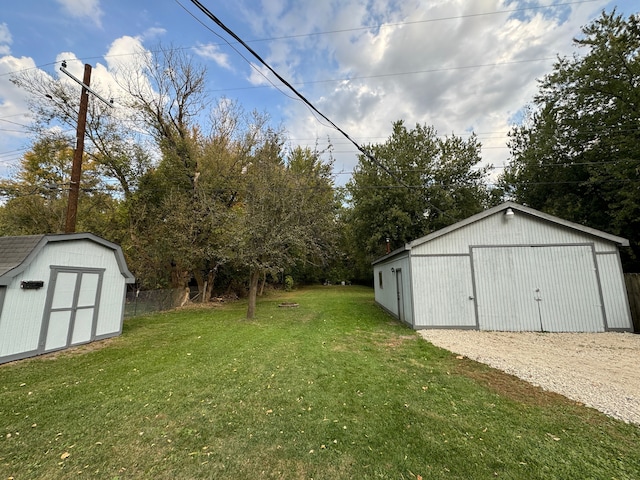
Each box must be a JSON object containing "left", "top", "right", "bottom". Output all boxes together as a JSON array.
[
  {"left": 59, "top": 61, "right": 113, "bottom": 233},
  {"left": 65, "top": 63, "right": 91, "bottom": 234}
]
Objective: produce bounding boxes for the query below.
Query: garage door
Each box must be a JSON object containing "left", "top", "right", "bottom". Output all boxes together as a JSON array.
[{"left": 472, "top": 245, "right": 605, "bottom": 332}]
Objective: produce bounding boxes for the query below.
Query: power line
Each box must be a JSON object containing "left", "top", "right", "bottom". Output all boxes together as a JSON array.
[
  {"left": 0, "top": 0, "right": 598, "bottom": 79},
  {"left": 240, "top": 0, "right": 600, "bottom": 44},
  {"left": 208, "top": 57, "right": 557, "bottom": 93},
  {"left": 185, "top": 0, "right": 408, "bottom": 188}
]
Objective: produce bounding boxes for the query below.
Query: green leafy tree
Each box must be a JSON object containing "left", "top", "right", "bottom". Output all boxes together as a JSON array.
[
  {"left": 233, "top": 132, "right": 336, "bottom": 319},
  {"left": 10, "top": 60, "right": 151, "bottom": 201},
  {"left": 346, "top": 120, "right": 490, "bottom": 277},
  {"left": 500, "top": 11, "right": 640, "bottom": 270},
  {"left": 0, "top": 137, "right": 120, "bottom": 237},
  {"left": 285, "top": 144, "right": 339, "bottom": 284}
]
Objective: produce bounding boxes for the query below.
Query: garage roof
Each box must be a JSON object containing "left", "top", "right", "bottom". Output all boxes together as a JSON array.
[{"left": 373, "top": 201, "right": 629, "bottom": 265}]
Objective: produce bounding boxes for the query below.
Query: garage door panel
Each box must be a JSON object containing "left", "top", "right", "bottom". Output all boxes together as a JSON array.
[
  {"left": 473, "top": 247, "right": 539, "bottom": 331},
  {"left": 535, "top": 247, "right": 604, "bottom": 332},
  {"left": 472, "top": 245, "right": 605, "bottom": 332},
  {"left": 413, "top": 256, "right": 476, "bottom": 327}
]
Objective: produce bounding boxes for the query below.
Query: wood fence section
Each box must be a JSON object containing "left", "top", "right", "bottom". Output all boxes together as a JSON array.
[{"left": 624, "top": 274, "right": 640, "bottom": 333}]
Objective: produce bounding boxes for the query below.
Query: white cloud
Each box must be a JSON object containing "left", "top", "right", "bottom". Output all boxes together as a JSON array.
[
  {"left": 55, "top": 0, "right": 104, "bottom": 28},
  {"left": 193, "top": 43, "right": 233, "bottom": 70},
  {"left": 237, "top": 0, "right": 611, "bottom": 182},
  {"left": 141, "top": 27, "right": 167, "bottom": 42},
  {"left": 0, "top": 23, "right": 12, "bottom": 55},
  {"left": 104, "top": 35, "right": 148, "bottom": 71},
  {"left": 0, "top": 55, "right": 39, "bottom": 176},
  {"left": 0, "top": 34, "right": 151, "bottom": 178}
]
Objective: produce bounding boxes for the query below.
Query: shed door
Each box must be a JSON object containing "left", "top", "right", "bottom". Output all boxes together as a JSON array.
[
  {"left": 42, "top": 269, "right": 103, "bottom": 352},
  {"left": 472, "top": 245, "right": 605, "bottom": 332}
]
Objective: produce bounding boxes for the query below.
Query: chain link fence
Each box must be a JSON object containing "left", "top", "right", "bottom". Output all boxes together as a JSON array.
[{"left": 124, "top": 288, "right": 188, "bottom": 318}]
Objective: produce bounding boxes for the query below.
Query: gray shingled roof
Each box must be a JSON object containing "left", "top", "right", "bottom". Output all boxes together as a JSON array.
[
  {"left": 0, "top": 235, "right": 45, "bottom": 277},
  {"left": 0, "top": 233, "right": 134, "bottom": 284}
]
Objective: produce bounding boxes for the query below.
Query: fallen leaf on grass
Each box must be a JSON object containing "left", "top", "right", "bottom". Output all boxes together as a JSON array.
[{"left": 61, "top": 452, "right": 70, "bottom": 460}]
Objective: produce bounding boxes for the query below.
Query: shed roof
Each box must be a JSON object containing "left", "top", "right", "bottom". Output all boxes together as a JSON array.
[
  {"left": 372, "top": 201, "right": 629, "bottom": 265},
  {"left": 0, "top": 233, "right": 135, "bottom": 285}
]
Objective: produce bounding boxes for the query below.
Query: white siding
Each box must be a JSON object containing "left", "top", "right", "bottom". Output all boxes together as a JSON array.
[
  {"left": 373, "top": 254, "right": 412, "bottom": 325},
  {"left": 95, "top": 264, "right": 127, "bottom": 337},
  {"left": 0, "top": 287, "right": 46, "bottom": 357},
  {"left": 0, "top": 261, "right": 51, "bottom": 357},
  {"left": 413, "top": 212, "right": 616, "bottom": 255},
  {"left": 411, "top": 255, "right": 476, "bottom": 328},
  {"left": 596, "top": 253, "right": 633, "bottom": 330}
]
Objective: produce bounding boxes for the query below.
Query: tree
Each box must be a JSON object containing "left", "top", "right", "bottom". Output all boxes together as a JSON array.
[
  {"left": 8, "top": 45, "right": 340, "bottom": 302},
  {"left": 117, "top": 45, "right": 222, "bottom": 295},
  {"left": 500, "top": 11, "right": 640, "bottom": 270},
  {"left": 10, "top": 61, "right": 151, "bottom": 200},
  {"left": 116, "top": 43, "right": 208, "bottom": 191},
  {"left": 346, "top": 120, "right": 491, "bottom": 276},
  {"left": 285, "top": 144, "right": 340, "bottom": 284},
  {"left": 0, "top": 137, "right": 120, "bottom": 237},
  {"left": 232, "top": 132, "right": 337, "bottom": 319}
]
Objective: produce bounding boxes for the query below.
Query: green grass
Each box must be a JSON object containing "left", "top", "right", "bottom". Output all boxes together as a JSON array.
[{"left": 1, "top": 286, "right": 639, "bottom": 479}]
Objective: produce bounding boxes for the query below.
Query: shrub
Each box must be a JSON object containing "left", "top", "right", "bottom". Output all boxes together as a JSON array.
[{"left": 284, "top": 275, "right": 294, "bottom": 291}]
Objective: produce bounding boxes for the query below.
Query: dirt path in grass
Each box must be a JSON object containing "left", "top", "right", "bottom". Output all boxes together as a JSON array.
[{"left": 418, "top": 330, "right": 640, "bottom": 426}]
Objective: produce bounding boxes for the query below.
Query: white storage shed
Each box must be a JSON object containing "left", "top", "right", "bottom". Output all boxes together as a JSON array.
[
  {"left": 0, "top": 233, "right": 135, "bottom": 364},
  {"left": 373, "top": 202, "right": 633, "bottom": 332}
]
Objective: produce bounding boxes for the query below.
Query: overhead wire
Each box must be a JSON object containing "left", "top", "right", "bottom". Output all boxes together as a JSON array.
[
  {"left": 184, "top": 0, "right": 410, "bottom": 191},
  {"left": 179, "top": 0, "right": 603, "bottom": 219},
  {"left": 0, "top": 0, "right": 598, "bottom": 79},
  {"left": 1, "top": 0, "right": 627, "bottom": 211}
]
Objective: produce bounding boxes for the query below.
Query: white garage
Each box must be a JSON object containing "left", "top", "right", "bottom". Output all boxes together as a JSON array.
[
  {"left": 0, "top": 233, "right": 135, "bottom": 364},
  {"left": 373, "top": 202, "right": 633, "bottom": 332}
]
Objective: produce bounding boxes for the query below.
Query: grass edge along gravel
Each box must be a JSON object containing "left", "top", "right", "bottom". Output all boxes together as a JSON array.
[{"left": 1, "top": 285, "right": 639, "bottom": 479}]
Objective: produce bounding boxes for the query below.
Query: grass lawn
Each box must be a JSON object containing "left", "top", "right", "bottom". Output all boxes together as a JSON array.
[{"left": 1, "top": 285, "right": 639, "bottom": 479}]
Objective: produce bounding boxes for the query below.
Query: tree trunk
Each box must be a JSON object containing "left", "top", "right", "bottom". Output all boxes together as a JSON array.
[
  {"left": 247, "top": 268, "right": 261, "bottom": 319},
  {"left": 258, "top": 270, "right": 267, "bottom": 296},
  {"left": 193, "top": 270, "right": 206, "bottom": 302},
  {"left": 205, "top": 268, "right": 216, "bottom": 302},
  {"left": 194, "top": 267, "right": 218, "bottom": 303},
  {"left": 171, "top": 267, "right": 191, "bottom": 307}
]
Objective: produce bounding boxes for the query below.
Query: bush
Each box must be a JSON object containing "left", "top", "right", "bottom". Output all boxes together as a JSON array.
[{"left": 284, "top": 275, "right": 294, "bottom": 291}]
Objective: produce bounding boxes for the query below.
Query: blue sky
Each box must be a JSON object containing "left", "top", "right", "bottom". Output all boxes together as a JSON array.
[{"left": 0, "top": 0, "right": 637, "bottom": 185}]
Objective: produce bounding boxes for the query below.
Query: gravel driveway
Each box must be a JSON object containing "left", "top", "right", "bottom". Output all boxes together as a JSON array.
[{"left": 418, "top": 330, "right": 640, "bottom": 426}]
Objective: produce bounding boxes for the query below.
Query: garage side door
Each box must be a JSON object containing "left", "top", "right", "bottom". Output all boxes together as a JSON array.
[{"left": 472, "top": 245, "right": 605, "bottom": 332}]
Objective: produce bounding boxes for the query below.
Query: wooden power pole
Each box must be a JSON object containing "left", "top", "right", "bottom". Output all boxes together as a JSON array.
[{"left": 65, "top": 63, "right": 91, "bottom": 234}]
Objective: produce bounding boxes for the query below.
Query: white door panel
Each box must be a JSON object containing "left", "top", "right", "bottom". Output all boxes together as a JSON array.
[{"left": 472, "top": 246, "right": 604, "bottom": 332}]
